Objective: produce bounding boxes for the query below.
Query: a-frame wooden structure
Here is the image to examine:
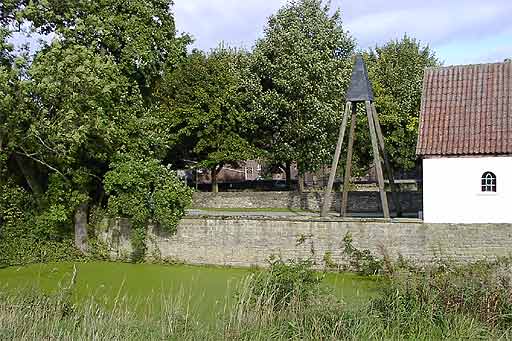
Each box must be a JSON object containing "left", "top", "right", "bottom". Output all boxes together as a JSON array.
[{"left": 321, "top": 55, "right": 401, "bottom": 219}]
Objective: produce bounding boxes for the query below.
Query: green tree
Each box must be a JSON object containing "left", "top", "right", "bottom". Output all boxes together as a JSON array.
[
  {"left": 0, "top": 28, "right": 17, "bottom": 168},
  {"left": 0, "top": 28, "right": 33, "bottom": 200},
  {"left": 252, "top": 0, "right": 355, "bottom": 189},
  {"left": 4, "top": 42, "right": 147, "bottom": 251},
  {"left": 20, "top": 0, "right": 190, "bottom": 99},
  {"left": 158, "top": 48, "right": 261, "bottom": 192},
  {"left": 0, "top": 1, "right": 193, "bottom": 255},
  {"left": 0, "top": 0, "right": 24, "bottom": 25},
  {"left": 104, "top": 157, "right": 193, "bottom": 262},
  {"left": 365, "top": 36, "right": 439, "bottom": 172}
]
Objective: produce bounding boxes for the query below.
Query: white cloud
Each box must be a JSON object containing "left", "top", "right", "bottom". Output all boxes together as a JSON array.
[
  {"left": 10, "top": 0, "right": 512, "bottom": 65},
  {"left": 345, "top": 1, "right": 509, "bottom": 48},
  {"left": 174, "top": 0, "right": 512, "bottom": 64},
  {"left": 174, "top": 0, "right": 287, "bottom": 50}
]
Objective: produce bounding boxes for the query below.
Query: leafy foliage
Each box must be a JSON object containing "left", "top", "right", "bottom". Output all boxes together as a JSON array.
[
  {"left": 249, "top": 257, "right": 324, "bottom": 309},
  {"left": 0, "top": 0, "right": 25, "bottom": 25},
  {"left": 159, "top": 48, "right": 261, "bottom": 168},
  {"left": 0, "top": 0, "right": 193, "bottom": 262},
  {"left": 342, "top": 233, "right": 384, "bottom": 276},
  {"left": 20, "top": 0, "right": 190, "bottom": 97},
  {"left": 0, "top": 28, "right": 25, "bottom": 175},
  {"left": 0, "top": 181, "right": 83, "bottom": 266},
  {"left": 158, "top": 47, "right": 262, "bottom": 191},
  {"left": 364, "top": 36, "right": 439, "bottom": 171},
  {"left": 2, "top": 40, "right": 148, "bottom": 247},
  {"left": 104, "top": 158, "right": 193, "bottom": 233},
  {"left": 252, "top": 0, "right": 355, "bottom": 174},
  {"left": 103, "top": 158, "right": 193, "bottom": 262}
]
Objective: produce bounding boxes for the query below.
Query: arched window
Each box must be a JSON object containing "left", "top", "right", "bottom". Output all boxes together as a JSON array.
[{"left": 481, "top": 172, "right": 497, "bottom": 192}]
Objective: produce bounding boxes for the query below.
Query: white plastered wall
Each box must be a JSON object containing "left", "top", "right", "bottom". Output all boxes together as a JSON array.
[{"left": 423, "top": 156, "right": 512, "bottom": 224}]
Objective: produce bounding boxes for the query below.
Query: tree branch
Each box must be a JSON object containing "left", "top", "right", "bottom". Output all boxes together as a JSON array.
[
  {"left": 34, "top": 133, "right": 59, "bottom": 154},
  {"left": 16, "top": 151, "right": 69, "bottom": 181}
]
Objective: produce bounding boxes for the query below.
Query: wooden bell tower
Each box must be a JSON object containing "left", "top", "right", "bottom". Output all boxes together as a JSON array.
[{"left": 321, "top": 55, "right": 401, "bottom": 219}]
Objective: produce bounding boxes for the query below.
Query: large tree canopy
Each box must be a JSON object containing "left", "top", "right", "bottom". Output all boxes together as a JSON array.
[
  {"left": 4, "top": 0, "right": 190, "bottom": 99},
  {"left": 0, "top": 1, "right": 193, "bottom": 258},
  {"left": 365, "top": 36, "right": 439, "bottom": 172},
  {"left": 158, "top": 47, "right": 261, "bottom": 192},
  {"left": 252, "top": 0, "right": 355, "bottom": 177},
  {"left": 21, "top": 42, "right": 143, "bottom": 187},
  {"left": 0, "top": 29, "right": 19, "bottom": 197}
]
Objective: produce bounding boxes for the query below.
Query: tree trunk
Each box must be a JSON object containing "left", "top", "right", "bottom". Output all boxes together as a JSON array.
[
  {"left": 285, "top": 161, "right": 292, "bottom": 190},
  {"left": 14, "top": 154, "right": 43, "bottom": 195},
  {"left": 74, "top": 202, "right": 89, "bottom": 254},
  {"left": 211, "top": 165, "right": 223, "bottom": 193},
  {"left": 298, "top": 173, "right": 305, "bottom": 193}
]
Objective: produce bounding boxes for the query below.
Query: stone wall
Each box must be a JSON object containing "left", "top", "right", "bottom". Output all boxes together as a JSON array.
[
  {"left": 100, "top": 216, "right": 512, "bottom": 268},
  {"left": 193, "top": 191, "right": 422, "bottom": 214}
]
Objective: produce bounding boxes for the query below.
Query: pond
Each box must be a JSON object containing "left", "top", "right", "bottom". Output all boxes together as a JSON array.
[{"left": 0, "top": 262, "right": 381, "bottom": 321}]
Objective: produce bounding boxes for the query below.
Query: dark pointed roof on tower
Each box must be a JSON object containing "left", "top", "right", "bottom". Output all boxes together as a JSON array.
[{"left": 346, "top": 54, "right": 374, "bottom": 102}]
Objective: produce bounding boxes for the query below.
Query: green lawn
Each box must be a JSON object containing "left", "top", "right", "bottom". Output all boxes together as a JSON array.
[
  {"left": 195, "top": 207, "right": 316, "bottom": 213},
  {"left": 0, "top": 262, "right": 380, "bottom": 321}
]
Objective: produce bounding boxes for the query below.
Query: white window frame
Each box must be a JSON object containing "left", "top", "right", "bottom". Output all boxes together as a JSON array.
[{"left": 481, "top": 171, "right": 497, "bottom": 193}]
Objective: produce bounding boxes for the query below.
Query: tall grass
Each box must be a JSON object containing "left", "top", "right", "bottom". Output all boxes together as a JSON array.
[
  {"left": 0, "top": 290, "right": 211, "bottom": 340},
  {"left": 369, "top": 259, "right": 512, "bottom": 339},
  {"left": 1, "top": 259, "right": 512, "bottom": 340}
]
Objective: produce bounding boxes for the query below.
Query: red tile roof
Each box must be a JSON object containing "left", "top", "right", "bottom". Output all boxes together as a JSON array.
[{"left": 416, "top": 61, "right": 512, "bottom": 156}]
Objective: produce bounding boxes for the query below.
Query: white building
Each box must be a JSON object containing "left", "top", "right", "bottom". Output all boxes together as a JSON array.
[{"left": 416, "top": 60, "right": 512, "bottom": 224}]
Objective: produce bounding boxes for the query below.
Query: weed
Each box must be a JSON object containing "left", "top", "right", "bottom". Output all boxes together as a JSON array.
[{"left": 342, "top": 232, "right": 383, "bottom": 275}]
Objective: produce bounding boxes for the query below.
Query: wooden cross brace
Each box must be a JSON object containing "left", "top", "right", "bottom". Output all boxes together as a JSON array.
[{"left": 321, "top": 101, "right": 402, "bottom": 219}]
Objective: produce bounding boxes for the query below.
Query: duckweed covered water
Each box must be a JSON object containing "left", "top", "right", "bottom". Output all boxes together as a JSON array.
[{"left": 0, "top": 262, "right": 380, "bottom": 321}]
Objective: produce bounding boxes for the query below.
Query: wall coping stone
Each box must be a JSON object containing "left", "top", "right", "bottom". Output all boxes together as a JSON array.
[
  {"left": 184, "top": 214, "right": 424, "bottom": 224},
  {"left": 183, "top": 214, "right": 512, "bottom": 227}
]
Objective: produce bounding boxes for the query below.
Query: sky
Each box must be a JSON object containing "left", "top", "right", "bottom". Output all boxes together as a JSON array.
[{"left": 173, "top": 0, "right": 512, "bottom": 66}]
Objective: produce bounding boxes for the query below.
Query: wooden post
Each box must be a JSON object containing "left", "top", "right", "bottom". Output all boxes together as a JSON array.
[
  {"left": 340, "top": 103, "right": 358, "bottom": 217},
  {"left": 370, "top": 104, "right": 402, "bottom": 217},
  {"left": 321, "top": 102, "right": 351, "bottom": 217},
  {"left": 365, "top": 101, "right": 390, "bottom": 219}
]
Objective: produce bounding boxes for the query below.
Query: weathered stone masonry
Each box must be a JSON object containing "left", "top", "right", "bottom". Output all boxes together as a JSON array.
[
  {"left": 193, "top": 191, "right": 422, "bottom": 214},
  {"left": 100, "top": 216, "right": 512, "bottom": 267}
]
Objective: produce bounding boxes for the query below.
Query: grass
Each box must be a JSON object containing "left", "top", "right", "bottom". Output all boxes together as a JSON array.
[
  {"left": 193, "top": 207, "right": 316, "bottom": 213},
  {"left": 1, "top": 261, "right": 511, "bottom": 339},
  {"left": 0, "top": 262, "right": 379, "bottom": 321}
]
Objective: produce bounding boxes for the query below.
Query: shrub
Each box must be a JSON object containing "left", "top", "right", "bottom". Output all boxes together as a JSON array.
[
  {"left": 342, "top": 232, "right": 383, "bottom": 275},
  {"left": 248, "top": 258, "right": 324, "bottom": 309},
  {"left": 104, "top": 157, "right": 193, "bottom": 262},
  {"left": 0, "top": 238, "right": 83, "bottom": 266},
  {"left": 231, "top": 259, "right": 349, "bottom": 339},
  {"left": 0, "top": 180, "right": 83, "bottom": 266},
  {"left": 104, "top": 158, "right": 193, "bottom": 234}
]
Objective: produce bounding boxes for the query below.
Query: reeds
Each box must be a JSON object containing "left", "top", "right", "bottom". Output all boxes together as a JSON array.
[{"left": 1, "top": 260, "right": 512, "bottom": 340}]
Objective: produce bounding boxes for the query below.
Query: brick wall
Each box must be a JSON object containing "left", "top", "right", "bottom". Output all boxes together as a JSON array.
[
  {"left": 193, "top": 191, "right": 422, "bottom": 214},
  {"left": 99, "top": 216, "right": 512, "bottom": 267}
]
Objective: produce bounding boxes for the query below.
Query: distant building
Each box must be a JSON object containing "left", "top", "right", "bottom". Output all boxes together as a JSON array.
[
  {"left": 417, "top": 60, "right": 512, "bottom": 223},
  {"left": 196, "top": 161, "right": 298, "bottom": 184}
]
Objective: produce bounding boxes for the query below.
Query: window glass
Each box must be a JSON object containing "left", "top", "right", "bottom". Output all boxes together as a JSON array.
[{"left": 481, "top": 172, "right": 497, "bottom": 192}]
